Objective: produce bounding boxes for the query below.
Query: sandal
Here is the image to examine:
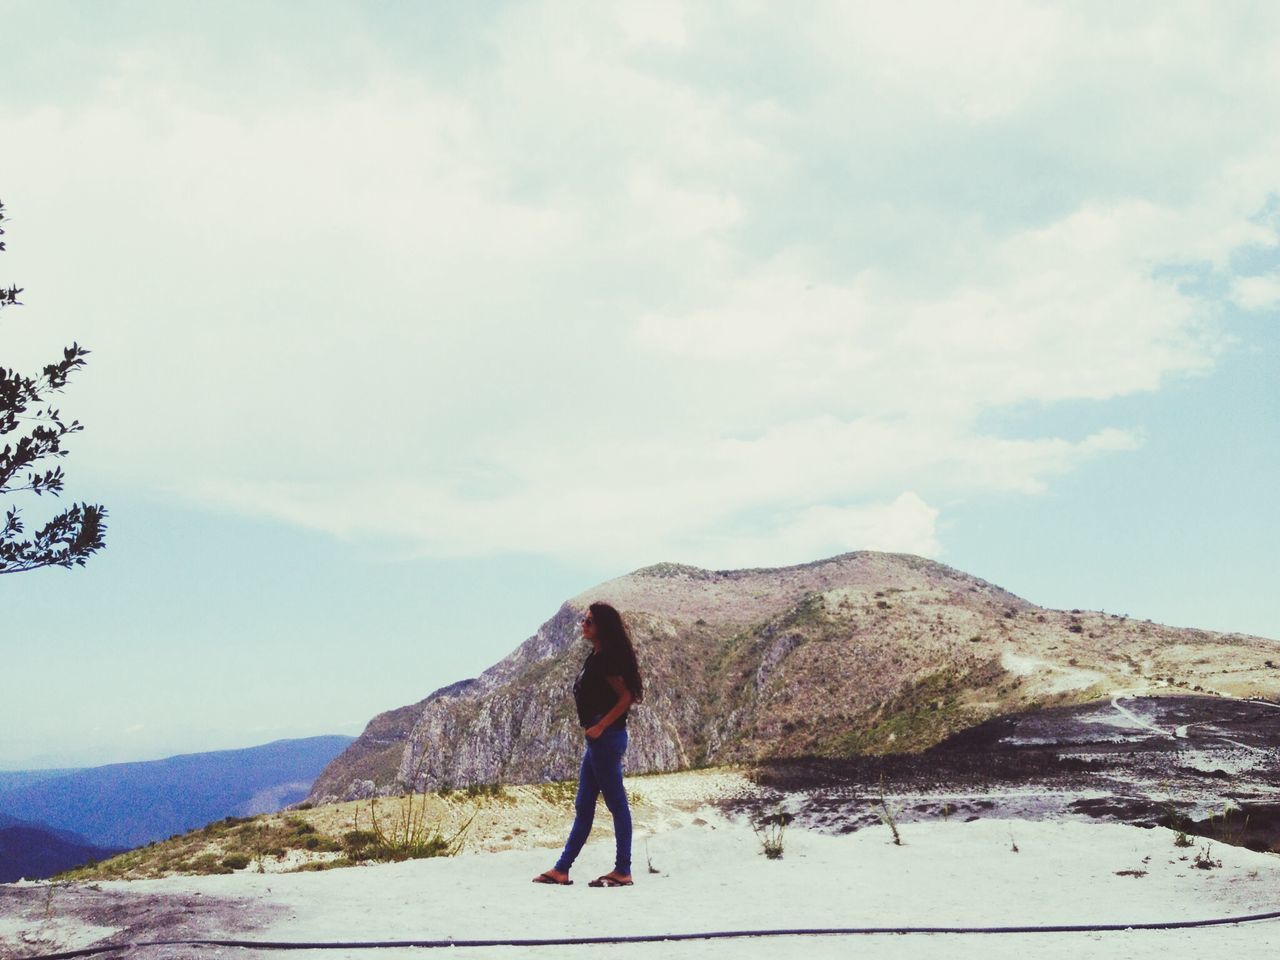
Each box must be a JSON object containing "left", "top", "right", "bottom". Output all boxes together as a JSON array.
[
  {"left": 532, "top": 871, "right": 572, "bottom": 885},
  {"left": 588, "top": 874, "right": 634, "bottom": 887}
]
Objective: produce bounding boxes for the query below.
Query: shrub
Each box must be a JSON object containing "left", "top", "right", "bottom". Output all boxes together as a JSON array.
[
  {"left": 187, "top": 854, "right": 233, "bottom": 875},
  {"left": 465, "top": 781, "right": 508, "bottom": 800},
  {"left": 877, "top": 779, "right": 903, "bottom": 846},
  {"left": 752, "top": 809, "right": 791, "bottom": 860},
  {"left": 1193, "top": 845, "right": 1222, "bottom": 870},
  {"left": 537, "top": 780, "right": 578, "bottom": 806},
  {"left": 297, "top": 834, "right": 341, "bottom": 851},
  {"left": 221, "top": 854, "right": 251, "bottom": 870},
  {"left": 290, "top": 858, "right": 355, "bottom": 873},
  {"left": 356, "top": 793, "right": 475, "bottom": 862},
  {"left": 342, "top": 830, "right": 381, "bottom": 861}
]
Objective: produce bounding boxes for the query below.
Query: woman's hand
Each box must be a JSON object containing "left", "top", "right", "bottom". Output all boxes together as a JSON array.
[{"left": 585, "top": 723, "right": 605, "bottom": 740}]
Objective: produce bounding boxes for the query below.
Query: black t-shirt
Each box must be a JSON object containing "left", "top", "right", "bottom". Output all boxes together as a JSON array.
[{"left": 573, "top": 648, "right": 630, "bottom": 729}]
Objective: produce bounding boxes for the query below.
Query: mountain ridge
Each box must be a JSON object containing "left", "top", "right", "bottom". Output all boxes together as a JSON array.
[
  {"left": 308, "top": 551, "right": 1278, "bottom": 803},
  {"left": 0, "top": 735, "right": 354, "bottom": 850}
]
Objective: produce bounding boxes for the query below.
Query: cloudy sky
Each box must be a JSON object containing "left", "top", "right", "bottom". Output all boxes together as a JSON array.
[{"left": 2, "top": 0, "right": 1277, "bottom": 769}]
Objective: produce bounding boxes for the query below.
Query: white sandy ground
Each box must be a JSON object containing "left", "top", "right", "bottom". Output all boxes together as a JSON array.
[{"left": 5, "top": 810, "right": 1280, "bottom": 960}]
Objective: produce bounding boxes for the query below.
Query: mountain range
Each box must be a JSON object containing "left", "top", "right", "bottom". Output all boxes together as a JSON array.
[
  {"left": 0, "top": 735, "right": 353, "bottom": 863},
  {"left": 0, "top": 811, "right": 122, "bottom": 884},
  {"left": 309, "top": 551, "right": 1279, "bottom": 803}
]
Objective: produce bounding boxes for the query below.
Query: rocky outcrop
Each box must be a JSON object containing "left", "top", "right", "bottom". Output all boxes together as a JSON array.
[
  {"left": 307, "top": 551, "right": 1280, "bottom": 802},
  {"left": 308, "top": 680, "right": 475, "bottom": 803}
]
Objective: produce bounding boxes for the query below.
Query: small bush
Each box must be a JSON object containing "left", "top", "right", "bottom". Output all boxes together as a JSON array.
[
  {"left": 877, "top": 776, "right": 902, "bottom": 845},
  {"left": 357, "top": 792, "right": 475, "bottom": 863},
  {"left": 186, "top": 854, "right": 232, "bottom": 875},
  {"left": 221, "top": 854, "right": 251, "bottom": 870},
  {"left": 752, "top": 810, "right": 791, "bottom": 860},
  {"left": 290, "top": 858, "right": 355, "bottom": 873},
  {"left": 465, "top": 782, "right": 508, "bottom": 800},
  {"left": 537, "top": 780, "right": 578, "bottom": 806},
  {"left": 342, "top": 830, "right": 382, "bottom": 861},
  {"left": 1193, "top": 845, "right": 1222, "bottom": 870},
  {"left": 297, "top": 834, "right": 341, "bottom": 851}
]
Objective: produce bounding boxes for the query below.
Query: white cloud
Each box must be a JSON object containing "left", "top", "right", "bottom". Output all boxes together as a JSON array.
[
  {"left": 1230, "top": 274, "right": 1280, "bottom": 311},
  {"left": 812, "top": 0, "right": 1067, "bottom": 121},
  {"left": 191, "top": 420, "right": 1134, "bottom": 568},
  {"left": 688, "top": 493, "right": 943, "bottom": 570},
  {"left": 615, "top": 0, "right": 688, "bottom": 49},
  {"left": 3, "top": 1, "right": 1277, "bottom": 568}
]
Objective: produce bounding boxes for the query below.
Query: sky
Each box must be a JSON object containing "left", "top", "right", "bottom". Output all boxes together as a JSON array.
[{"left": 1, "top": 0, "right": 1277, "bottom": 770}]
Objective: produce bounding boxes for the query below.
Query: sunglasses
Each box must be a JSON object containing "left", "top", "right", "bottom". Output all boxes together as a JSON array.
[{"left": 582, "top": 616, "right": 594, "bottom": 626}]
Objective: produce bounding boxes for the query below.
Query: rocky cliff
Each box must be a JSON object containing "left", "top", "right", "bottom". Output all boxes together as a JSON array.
[{"left": 307, "top": 552, "right": 1280, "bottom": 803}]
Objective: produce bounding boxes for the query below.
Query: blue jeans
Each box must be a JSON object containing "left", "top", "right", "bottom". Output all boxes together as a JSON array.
[{"left": 555, "top": 725, "right": 631, "bottom": 875}]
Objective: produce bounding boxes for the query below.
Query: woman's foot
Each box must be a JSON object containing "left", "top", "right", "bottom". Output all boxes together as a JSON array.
[
  {"left": 532, "top": 868, "right": 572, "bottom": 885},
  {"left": 588, "top": 872, "right": 633, "bottom": 887}
]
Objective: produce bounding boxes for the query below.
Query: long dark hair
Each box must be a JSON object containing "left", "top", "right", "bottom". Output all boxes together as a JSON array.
[{"left": 590, "top": 601, "right": 644, "bottom": 703}]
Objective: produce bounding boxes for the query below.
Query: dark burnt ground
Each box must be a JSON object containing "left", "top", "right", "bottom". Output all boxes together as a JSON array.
[
  {"left": 0, "top": 882, "right": 282, "bottom": 959},
  {"left": 723, "top": 695, "right": 1280, "bottom": 853}
]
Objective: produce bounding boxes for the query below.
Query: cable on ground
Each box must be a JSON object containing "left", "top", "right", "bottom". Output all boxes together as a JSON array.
[{"left": 26, "top": 909, "right": 1280, "bottom": 960}]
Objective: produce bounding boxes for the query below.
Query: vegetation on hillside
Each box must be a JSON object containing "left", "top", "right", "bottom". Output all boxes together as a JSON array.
[{"left": 57, "top": 788, "right": 503, "bottom": 881}]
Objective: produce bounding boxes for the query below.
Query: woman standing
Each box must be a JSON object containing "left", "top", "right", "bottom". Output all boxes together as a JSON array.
[{"left": 533, "top": 601, "right": 644, "bottom": 888}]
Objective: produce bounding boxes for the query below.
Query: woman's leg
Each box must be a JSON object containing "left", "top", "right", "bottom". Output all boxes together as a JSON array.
[
  {"left": 587, "top": 727, "right": 631, "bottom": 876},
  {"left": 553, "top": 746, "right": 600, "bottom": 874}
]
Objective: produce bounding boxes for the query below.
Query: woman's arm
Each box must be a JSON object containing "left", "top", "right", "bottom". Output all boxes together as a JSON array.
[{"left": 585, "top": 676, "right": 633, "bottom": 739}]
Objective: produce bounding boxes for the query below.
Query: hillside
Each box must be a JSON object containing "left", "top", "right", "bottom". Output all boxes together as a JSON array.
[{"left": 309, "top": 551, "right": 1279, "bottom": 802}]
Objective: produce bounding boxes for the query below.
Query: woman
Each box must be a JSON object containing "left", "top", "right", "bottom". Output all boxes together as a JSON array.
[{"left": 533, "top": 601, "right": 644, "bottom": 888}]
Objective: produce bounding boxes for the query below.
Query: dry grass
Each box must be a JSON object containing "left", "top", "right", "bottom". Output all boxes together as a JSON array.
[{"left": 57, "top": 768, "right": 750, "bottom": 881}]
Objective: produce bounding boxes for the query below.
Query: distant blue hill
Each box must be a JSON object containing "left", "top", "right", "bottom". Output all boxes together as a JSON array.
[
  {"left": 0, "top": 735, "right": 354, "bottom": 850},
  {"left": 0, "top": 809, "right": 91, "bottom": 844},
  {"left": 0, "top": 824, "right": 122, "bottom": 883},
  {"left": 0, "top": 769, "right": 84, "bottom": 792}
]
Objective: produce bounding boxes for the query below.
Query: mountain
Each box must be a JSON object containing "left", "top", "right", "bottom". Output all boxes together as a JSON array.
[
  {"left": 0, "top": 822, "right": 121, "bottom": 883},
  {"left": 308, "top": 552, "right": 1280, "bottom": 803},
  {"left": 0, "top": 769, "right": 83, "bottom": 792},
  {"left": 0, "top": 735, "right": 353, "bottom": 850}
]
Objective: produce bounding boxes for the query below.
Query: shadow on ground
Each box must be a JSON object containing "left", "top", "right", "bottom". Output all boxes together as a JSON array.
[{"left": 727, "top": 695, "right": 1280, "bottom": 853}]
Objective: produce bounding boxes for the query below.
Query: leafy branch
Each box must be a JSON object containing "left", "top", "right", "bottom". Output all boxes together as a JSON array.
[{"left": 0, "top": 197, "right": 107, "bottom": 574}]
